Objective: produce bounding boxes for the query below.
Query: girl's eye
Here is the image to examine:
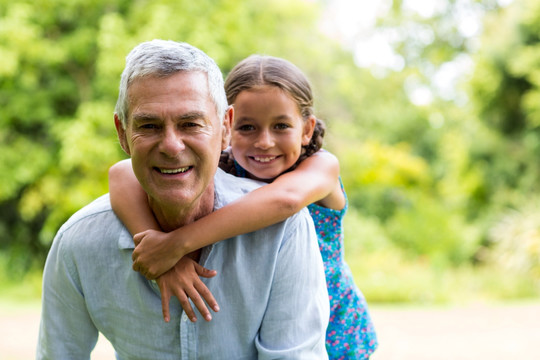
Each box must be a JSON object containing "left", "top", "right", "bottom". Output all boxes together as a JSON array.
[
  {"left": 237, "top": 124, "right": 255, "bottom": 131},
  {"left": 275, "top": 123, "right": 290, "bottom": 130}
]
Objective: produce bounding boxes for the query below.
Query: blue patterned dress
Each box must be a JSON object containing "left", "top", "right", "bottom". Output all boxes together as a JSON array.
[
  {"left": 228, "top": 156, "right": 377, "bottom": 358},
  {"left": 308, "top": 186, "right": 378, "bottom": 359}
]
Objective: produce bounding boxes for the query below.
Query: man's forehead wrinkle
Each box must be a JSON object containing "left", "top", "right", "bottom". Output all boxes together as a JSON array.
[
  {"left": 132, "top": 112, "right": 159, "bottom": 121},
  {"left": 131, "top": 111, "right": 209, "bottom": 121},
  {"left": 178, "top": 111, "right": 205, "bottom": 119}
]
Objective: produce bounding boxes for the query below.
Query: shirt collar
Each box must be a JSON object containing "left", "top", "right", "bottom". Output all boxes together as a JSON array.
[{"left": 118, "top": 227, "right": 135, "bottom": 250}]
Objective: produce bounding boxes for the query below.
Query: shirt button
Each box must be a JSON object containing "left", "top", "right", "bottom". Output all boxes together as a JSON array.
[{"left": 182, "top": 313, "right": 188, "bottom": 322}]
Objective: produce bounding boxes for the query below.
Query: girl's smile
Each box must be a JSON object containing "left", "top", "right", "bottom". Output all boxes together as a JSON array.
[
  {"left": 230, "top": 85, "right": 314, "bottom": 181},
  {"left": 250, "top": 155, "right": 279, "bottom": 163}
]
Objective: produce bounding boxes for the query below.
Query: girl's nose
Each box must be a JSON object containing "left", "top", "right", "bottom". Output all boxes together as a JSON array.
[
  {"left": 159, "top": 126, "right": 185, "bottom": 157},
  {"left": 254, "top": 130, "right": 274, "bottom": 150}
]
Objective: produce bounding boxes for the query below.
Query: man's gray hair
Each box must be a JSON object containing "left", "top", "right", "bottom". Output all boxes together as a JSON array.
[{"left": 114, "top": 39, "right": 227, "bottom": 128}]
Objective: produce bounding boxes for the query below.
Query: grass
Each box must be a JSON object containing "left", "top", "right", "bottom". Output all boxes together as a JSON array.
[
  {"left": 343, "top": 208, "right": 540, "bottom": 305},
  {"left": 346, "top": 247, "right": 540, "bottom": 305},
  {"left": 0, "top": 267, "right": 42, "bottom": 305}
]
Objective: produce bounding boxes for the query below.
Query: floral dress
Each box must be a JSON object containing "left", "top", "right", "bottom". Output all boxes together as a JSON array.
[
  {"left": 227, "top": 155, "right": 377, "bottom": 358},
  {"left": 308, "top": 184, "right": 378, "bottom": 359}
]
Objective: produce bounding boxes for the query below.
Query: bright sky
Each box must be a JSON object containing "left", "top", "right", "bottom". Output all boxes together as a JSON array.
[{"left": 319, "top": 0, "right": 514, "bottom": 105}]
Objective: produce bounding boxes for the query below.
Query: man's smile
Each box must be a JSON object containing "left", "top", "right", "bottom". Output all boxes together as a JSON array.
[{"left": 155, "top": 166, "right": 192, "bottom": 174}]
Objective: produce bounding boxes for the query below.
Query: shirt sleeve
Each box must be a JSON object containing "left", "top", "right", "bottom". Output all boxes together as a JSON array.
[
  {"left": 36, "top": 229, "right": 99, "bottom": 360},
  {"left": 255, "top": 210, "right": 330, "bottom": 359}
]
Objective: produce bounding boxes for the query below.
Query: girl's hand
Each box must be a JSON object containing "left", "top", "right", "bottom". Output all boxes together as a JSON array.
[
  {"left": 132, "top": 229, "right": 185, "bottom": 279},
  {"left": 156, "top": 255, "right": 219, "bottom": 323}
]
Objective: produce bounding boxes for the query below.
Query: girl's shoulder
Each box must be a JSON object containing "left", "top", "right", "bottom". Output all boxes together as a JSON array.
[
  {"left": 304, "top": 149, "right": 340, "bottom": 172},
  {"left": 313, "top": 148, "right": 337, "bottom": 160}
]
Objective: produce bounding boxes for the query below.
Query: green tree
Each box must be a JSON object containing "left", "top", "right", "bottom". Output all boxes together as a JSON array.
[
  {"left": 3, "top": 0, "right": 535, "bottom": 297},
  {"left": 0, "top": 0, "right": 368, "bottom": 273},
  {"left": 468, "top": 0, "right": 540, "bottom": 202},
  {"left": 466, "top": 0, "right": 540, "bottom": 283}
]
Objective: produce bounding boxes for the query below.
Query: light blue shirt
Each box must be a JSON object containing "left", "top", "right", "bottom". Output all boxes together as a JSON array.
[{"left": 37, "top": 169, "right": 329, "bottom": 359}]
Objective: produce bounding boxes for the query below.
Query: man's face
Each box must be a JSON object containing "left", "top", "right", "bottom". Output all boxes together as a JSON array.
[{"left": 115, "top": 71, "right": 229, "bottom": 215}]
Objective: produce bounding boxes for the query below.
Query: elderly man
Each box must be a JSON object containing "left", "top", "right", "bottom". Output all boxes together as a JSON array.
[{"left": 37, "top": 40, "right": 329, "bottom": 359}]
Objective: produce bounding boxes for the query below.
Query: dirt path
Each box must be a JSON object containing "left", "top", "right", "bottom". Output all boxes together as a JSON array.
[
  {"left": 2, "top": 300, "right": 539, "bottom": 359},
  {"left": 370, "top": 301, "right": 540, "bottom": 360}
]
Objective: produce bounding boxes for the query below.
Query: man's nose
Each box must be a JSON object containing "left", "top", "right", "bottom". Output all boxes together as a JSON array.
[
  {"left": 159, "top": 127, "right": 185, "bottom": 157},
  {"left": 254, "top": 130, "right": 274, "bottom": 150}
]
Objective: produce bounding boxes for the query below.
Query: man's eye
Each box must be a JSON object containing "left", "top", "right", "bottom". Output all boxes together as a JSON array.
[{"left": 140, "top": 123, "right": 158, "bottom": 129}]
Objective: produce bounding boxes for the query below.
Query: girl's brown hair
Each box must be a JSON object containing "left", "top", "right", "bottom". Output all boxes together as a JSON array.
[{"left": 224, "top": 55, "right": 325, "bottom": 163}]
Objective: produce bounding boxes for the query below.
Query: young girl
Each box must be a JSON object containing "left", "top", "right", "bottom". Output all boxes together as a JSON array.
[{"left": 109, "top": 55, "right": 378, "bottom": 359}]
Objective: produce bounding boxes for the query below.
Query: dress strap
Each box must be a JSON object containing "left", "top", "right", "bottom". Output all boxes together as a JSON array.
[{"left": 233, "top": 160, "right": 248, "bottom": 178}]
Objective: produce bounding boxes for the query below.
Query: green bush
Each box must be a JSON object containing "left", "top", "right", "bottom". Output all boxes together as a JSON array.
[{"left": 385, "top": 192, "right": 481, "bottom": 267}]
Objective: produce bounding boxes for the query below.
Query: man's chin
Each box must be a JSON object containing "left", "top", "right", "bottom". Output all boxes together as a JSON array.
[
  {"left": 149, "top": 191, "right": 194, "bottom": 208},
  {"left": 148, "top": 188, "right": 206, "bottom": 213}
]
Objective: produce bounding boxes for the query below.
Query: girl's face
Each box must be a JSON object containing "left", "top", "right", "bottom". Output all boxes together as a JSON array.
[{"left": 230, "top": 85, "right": 315, "bottom": 181}]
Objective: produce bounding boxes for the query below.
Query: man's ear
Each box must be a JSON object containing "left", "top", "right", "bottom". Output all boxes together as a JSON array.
[
  {"left": 114, "top": 114, "right": 131, "bottom": 156},
  {"left": 221, "top": 106, "right": 233, "bottom": 150},
  {"left": 302, "top": 115, "right": 317, "bottom": 146}
]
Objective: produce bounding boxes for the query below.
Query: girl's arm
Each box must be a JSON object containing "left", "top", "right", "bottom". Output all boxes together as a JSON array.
[
  {"left": 109, "top": 159, "right": 159, "bottom": 235},
  {"left": 131, "top": 150, "right": 343, "bottom": 277}
]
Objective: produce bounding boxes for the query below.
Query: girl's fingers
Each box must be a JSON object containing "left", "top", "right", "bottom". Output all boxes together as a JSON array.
[
  {"left": 166, "top": 277, "right": 198, "bottom": 322},
  {"left": 193, "top": 262, "right": 217, "bottom": 278},
  {"left": 192, "top": 263, "right": 220, "bottom": 317},
  {"left": 176, "top": 292, "right": 197, "bottom": 322},
  {"left": 185, "top": 285, "right": 212, "bottom": 322},
  {"left": 159, "top": 285, "right": 172, "bottom": 323},
  {"left": 133, "top": 232, "right": 144, "bottom": 246},
  {"left": 131, "top": 247, "right": 139, "bottom": 262},
  {"left": 155, "top": 257, "right": 220, "bottom": 323},
  {"left": 195, "top": 281, "right": 220, "bottom": 314}
]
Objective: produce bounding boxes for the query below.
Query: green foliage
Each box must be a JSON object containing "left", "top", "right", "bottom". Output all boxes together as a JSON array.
[
  {"left": 0, "top": 0, "right": 328, "bottom": 272},
  {"left": 0, "top": 254, "right": 42, "bottom": 302},
  {"left": 1, "top": 0, "right": 539, "bottom": 304},
  {"left": 469, "top": 0, "right": 540, "bottom": 192},
  {"left": 337, "top": 139, "right": 430, "bottom": 221},
  {"left": 0, "top": 0, "right": 132, "bottom": 272},
  {"left": 339, "top": 0, "right": 540, "bottom": 302},
  {"left": 345, "top": 210, "right": 540, "bottom": 304},
  {"left": 386, "top": 191, "right": 481, "bottom": 266}
]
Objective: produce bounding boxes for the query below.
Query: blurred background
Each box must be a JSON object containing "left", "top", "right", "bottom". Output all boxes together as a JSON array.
[{"left": 1, "top": 0, "right": 539, "bottom": 358}]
